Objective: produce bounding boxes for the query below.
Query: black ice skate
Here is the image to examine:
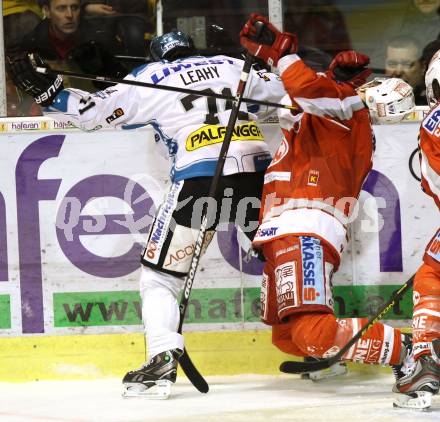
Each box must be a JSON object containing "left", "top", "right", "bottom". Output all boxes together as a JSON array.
[
  {"left": 393, "top": 338, "right": 440, "bottom": 410},
  {"left": 122, "top": 349, "right": 183, "bottom": 399}
]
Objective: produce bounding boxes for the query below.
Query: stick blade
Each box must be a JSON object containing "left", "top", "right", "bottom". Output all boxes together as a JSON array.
[
  {"left": 179, "top": 348, "right": 209, "bottom": 393},
  {"left": 280, "top": 358, "right": 334, "bottom": 374}
]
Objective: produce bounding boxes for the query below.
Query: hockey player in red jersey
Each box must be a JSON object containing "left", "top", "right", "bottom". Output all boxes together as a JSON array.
[
  {"left": 240, "top": 14, "right": 416, "bottom": 374},
  {"left": 393, "top": 50, "right": 440, "bottom": 409}
]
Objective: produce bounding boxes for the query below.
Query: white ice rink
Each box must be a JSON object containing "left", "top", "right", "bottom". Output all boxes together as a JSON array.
[{"left": 0, "top": 372, "right": 439, "bottom": 422}]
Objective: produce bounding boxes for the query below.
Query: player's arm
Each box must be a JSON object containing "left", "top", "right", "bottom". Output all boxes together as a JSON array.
[
  {"left": 420, "top": 127, "right": 440, "bottom": 208},
  {"left": 44, "top": 84, "right": 141, "bottom": 132},
  {"left": 244, "top": 67, "right": 287, "bottom": 119},
  {"left": 6, "top": 52, "right": 147, "bottom": 131},
  {"left": 277, "top": 55, "right": 367, "bottom": 121},
  {"left": 240, "top": 14, "right": 369, "bottom": 121}
]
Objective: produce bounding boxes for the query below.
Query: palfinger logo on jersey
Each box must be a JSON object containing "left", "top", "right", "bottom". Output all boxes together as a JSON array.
[
  {"left": 300, "top": 236, "right": 325, "bottom": 305},
  {"left": 186, "top": 121, "right": 264, "bottom": 151}
]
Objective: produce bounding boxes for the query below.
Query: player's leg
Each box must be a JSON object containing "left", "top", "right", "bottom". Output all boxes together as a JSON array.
[
  {"left": 393, "top": 263, "right": 440, "bottom": 397},
  {"left": 288, "top": 312, "right": 403, "bottom": 365},
  {"left": 263, "top": 235, "right": 405, "bottom": 367},
  {"left": 122, "top": 178, "right": 218, "bottom": 398},
  {"left": 230, "top": 171, "right": 265, "bottom": 243}
]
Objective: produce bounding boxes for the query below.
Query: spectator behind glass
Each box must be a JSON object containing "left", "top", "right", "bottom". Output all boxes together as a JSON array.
[
  {"left": 416, "top": 38, "right": 440, "bottom": 102},
  {"left": 3, "top": 1, "right": 43, "bottom": 116},
  {"left": 12, "top": 0, "right": 127, "bottom": 116},
  {"left": 3, "top": 1, "right": 42, "bottom": 51},
  {"left": 397, "top": 0, "right": 440, "bottom": 50},
  {"left": 160, "top": 1, "right": 267, "bottom": 59},
  {"left": 283, "top": 0, "right": 351, "bottom": 58},
  {"left": 82, "top": 1, "right": 156, "bottom": 60},
  {"left": 421, "top": 39, "right": 440, "bottom": 73},
  {"left": 20, "top": 0, "right": 127, "bottom": 86},
  {"left": 385, "top": 35, "right": 425, "bottom": 104}
]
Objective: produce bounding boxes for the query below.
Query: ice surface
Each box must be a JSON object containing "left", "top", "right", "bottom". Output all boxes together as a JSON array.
[{"left": 0, "top": 373, "right": 438, "bottom": 421}]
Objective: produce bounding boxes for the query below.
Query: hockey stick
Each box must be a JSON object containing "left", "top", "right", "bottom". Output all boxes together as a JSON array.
[
  {"left": 280, "top": 274, "right": 415, "bottom": 374},
  {"left": 176, "top": 23, "right": 265, "bottom": 393},
  {"left": 35, "top": 67, "right": 296, "bottom": 111}
]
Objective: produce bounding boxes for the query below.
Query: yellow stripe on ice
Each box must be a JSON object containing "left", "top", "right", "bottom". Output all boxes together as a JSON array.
[{"left": 0, "top": 330, "right": 393, "bottom": 382}]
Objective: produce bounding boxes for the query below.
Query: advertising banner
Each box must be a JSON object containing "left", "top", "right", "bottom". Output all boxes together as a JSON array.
[{"left": 0, "top": 119, "right": 436, "bottom": 336}]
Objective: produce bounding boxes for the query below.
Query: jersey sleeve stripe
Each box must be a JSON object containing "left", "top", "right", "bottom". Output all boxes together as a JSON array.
[
  {"left": 293, "top": 95, "right": 365, "bottom": 121},
  {"left": 277, "top": 54, "right": 302, "bottom": 75}
]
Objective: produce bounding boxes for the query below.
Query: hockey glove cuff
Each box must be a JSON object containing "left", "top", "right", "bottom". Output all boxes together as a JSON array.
[{"left": 327, "top": 50, "right": 372, "bottom": 88}]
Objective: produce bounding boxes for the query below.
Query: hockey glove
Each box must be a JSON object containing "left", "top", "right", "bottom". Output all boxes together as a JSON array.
[
  {"left": 327, "top": 50, "right": 372, "bottom": 88},
  {"left": 240, "top": 13, "right": 297, "bottom": 67},
  {"left": 6, "top": 52, "right": 64, "bottom": 107}
]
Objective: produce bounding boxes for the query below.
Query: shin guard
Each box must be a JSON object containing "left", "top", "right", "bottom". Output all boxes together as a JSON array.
[
  {"left": 287, "top": 313, "right": 402, "bottom": 365},
  {"left": 413, "top": 264, "right": 440, "bottom": 359}
]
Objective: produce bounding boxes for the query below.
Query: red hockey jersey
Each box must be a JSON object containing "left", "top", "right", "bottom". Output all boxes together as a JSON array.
[
  {"left": 420, "top": 104, "right": 440, "bottom": 270},
  {"left": 253, "top": 54, "right": 374, "bottom": 264}
]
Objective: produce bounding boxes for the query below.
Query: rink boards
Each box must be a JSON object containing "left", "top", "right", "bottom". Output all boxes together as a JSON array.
[{"left": 0, "top": 116, "right": 436, "bottom": 380}]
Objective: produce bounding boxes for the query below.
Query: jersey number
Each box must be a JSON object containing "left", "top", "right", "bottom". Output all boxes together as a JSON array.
[{"left": 180, "top": 88, "right": 248, "bottom": 124}]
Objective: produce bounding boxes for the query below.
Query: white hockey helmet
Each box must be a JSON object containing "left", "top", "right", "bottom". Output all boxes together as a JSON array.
[
  {"left": 425, "top": 50, "right": 440, "bottom": 108},
  {"left": 360, "top": 77, "right": 415, "bottom": 124}
]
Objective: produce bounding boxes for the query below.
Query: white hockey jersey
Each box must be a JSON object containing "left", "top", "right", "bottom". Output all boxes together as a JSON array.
[{"left": 46, "top": 55, "right": 286, "bottom": 181}]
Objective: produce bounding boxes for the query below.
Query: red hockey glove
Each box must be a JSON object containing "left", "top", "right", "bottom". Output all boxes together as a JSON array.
[
  {"left": 240, "top": 13, "right": 297, "bottom": 67},
  {"left": 327, "top": 50, "right": 372, "bottom": 88}
]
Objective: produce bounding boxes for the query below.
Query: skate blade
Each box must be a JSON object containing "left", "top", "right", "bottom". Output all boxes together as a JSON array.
[
  {"left": 308, "top": 363, "right": 348, "bottom": 382},
  {"left": 393, "top": 391, "right": 433, "bottom": 410},
  {"left": 122, "top": 380, "right": 172, "bottom": 400}
]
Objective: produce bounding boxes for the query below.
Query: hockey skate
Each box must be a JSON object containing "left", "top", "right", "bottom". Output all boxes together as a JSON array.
[
  {"left": 122, "top": 349, "right": 182, "bottom": 399},
  {"left": 300, "top": 357, "right": 348, "bottom": 382},
  {"left": 393, "top": 338, "right": 440, "bottom": 410},
  {"left": 391, "top": 333, "right": 414, "bottom": 382}
]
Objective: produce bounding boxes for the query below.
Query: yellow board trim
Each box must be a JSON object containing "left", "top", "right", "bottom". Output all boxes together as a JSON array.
[{"left": 0, "top": 330, "right": 395, "bottom": 382}]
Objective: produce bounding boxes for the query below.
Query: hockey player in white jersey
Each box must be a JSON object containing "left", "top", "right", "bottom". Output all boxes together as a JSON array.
[{"left": 6, "top": 30, "right": 288, "bottom": 399}]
